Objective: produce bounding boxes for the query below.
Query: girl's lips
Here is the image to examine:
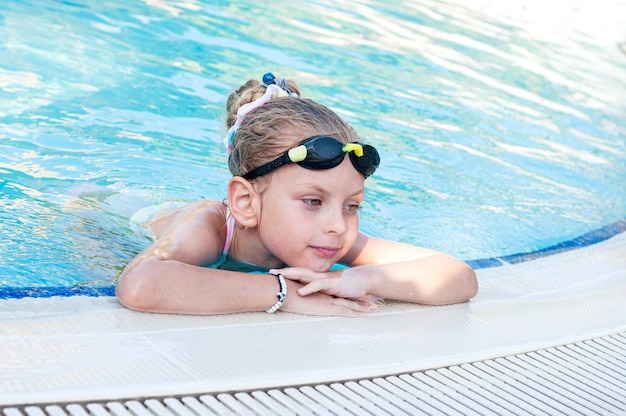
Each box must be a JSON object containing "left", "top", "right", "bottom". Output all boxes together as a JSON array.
[{"left": 311, "top": 246, "right": 340, "bottom": 257}]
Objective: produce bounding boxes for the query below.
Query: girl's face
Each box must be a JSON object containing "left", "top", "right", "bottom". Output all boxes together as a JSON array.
[{"left": 257, "top": 157, "right": 365, "bottom": 272}]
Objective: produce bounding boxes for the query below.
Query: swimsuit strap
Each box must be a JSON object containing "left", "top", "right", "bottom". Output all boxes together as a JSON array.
[{"left": 213, "top": 208, "right": 235, "bottom": 268}]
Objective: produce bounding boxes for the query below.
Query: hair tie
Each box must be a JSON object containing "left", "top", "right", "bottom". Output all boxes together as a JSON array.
[
  {"left": 224, "top": 73, "right": 298, "bottom": 155},
  {"left": 262, "top": 72, "right": 276, "bottom": 86},
  {"left": 261, "top": 72, "right": 298, "bottom": 97},
  {"left": 223, "top": 83, "right": 288, "bottom": 155}
]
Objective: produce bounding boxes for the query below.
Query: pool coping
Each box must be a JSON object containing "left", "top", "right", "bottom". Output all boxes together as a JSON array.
[{"left": 1, "top": 226, "right": 625, "bottom": 406}]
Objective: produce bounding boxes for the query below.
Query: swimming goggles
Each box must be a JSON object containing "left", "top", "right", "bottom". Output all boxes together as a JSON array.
[{"left": 242, "top": 135, "right": 380, "bottom": 180}]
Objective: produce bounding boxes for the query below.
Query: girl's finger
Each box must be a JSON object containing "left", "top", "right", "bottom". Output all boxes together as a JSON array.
[
  {"left": 297, "top": 279, "right": 335, "bottom": 296},
  {"left": 332, "top": 297, "right": 370, "bottom": 314}
]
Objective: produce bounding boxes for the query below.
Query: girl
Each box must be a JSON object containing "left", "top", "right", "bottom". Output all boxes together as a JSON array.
[{"left": 116, "top": 73, "right": 477, "bottom": 317}]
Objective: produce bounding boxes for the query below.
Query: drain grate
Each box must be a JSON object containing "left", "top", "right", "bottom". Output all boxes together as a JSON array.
[{"left": 3, "top": 332, "right": 625, "bottom": 415}]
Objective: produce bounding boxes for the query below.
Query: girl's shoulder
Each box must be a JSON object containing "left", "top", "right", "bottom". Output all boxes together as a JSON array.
[
  {"left": 147, "top": 199, "right": 230, "bottom": 267},
  {"left": 150, "top": 199, "right": 225, "bottom": 228},
  {"left": 176, "top": 199, "right": 229, "bottom": 232}
]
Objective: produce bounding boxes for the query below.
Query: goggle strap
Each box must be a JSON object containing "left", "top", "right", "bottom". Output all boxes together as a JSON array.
[{"left": 242, "top": 152, "right": 290, "bottom": 179}]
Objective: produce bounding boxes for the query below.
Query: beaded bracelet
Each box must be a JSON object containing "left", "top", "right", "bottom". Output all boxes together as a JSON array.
[{"left": 266, "top": 273, "right": 287, "bottom": 313}]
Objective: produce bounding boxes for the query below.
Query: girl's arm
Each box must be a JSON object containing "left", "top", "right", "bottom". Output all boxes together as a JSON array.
[
  {"left": 116, "top": 201, "right": 369, "bottom": 316},
  {"left": 275, "top": 232, "right": 478, "bottom": 305}
]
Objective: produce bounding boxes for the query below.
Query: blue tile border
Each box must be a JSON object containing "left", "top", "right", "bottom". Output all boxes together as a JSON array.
[
  {"left": 466, "top": 218, "right": 626, "bottom": 269},
  {"left": 0, "top": 285, "right": 115, "bottom": 300},
  {"left": 2, "top": 218, "right": 625, "bottom": 300}
]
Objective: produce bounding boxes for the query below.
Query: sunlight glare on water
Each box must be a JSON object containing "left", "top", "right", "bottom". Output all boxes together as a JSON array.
[{"left": 0, "top": 0, "right": 625, "bottom": 288}]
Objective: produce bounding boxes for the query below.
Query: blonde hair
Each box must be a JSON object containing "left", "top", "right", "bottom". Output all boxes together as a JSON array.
[{"left": 226, "top": 78, "right": 360, "bottom": 177}]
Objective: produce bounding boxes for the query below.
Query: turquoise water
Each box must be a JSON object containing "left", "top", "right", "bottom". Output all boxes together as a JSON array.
[{"left": 1, "top": 0, "right": 625, "bottom": 290}]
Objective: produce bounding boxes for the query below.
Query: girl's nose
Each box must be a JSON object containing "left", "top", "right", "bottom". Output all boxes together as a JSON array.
[{"left": 323, "top": 206, "right": 347, "bottom": 235}]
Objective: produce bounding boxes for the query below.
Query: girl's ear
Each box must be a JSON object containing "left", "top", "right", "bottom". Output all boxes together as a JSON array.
[{"left": 228, "top": 177, "right": 260, "bottom": 228}]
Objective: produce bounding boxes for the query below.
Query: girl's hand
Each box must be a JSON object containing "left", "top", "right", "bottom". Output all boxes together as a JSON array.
[
  {"left": 280, "top": 279, "right": 370, "bottom": 317},
  {"left": 272, "top": 267, "right": 370, "bottom": 301}
]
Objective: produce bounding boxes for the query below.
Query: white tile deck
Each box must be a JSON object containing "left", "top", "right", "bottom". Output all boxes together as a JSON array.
[{"left": 1, "top": 232, "right": 625, "bottom": 407}]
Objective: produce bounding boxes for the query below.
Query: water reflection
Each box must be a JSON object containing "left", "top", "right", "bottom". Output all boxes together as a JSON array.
[{"left": 0, "top": 0, "right": 625, "bottom": 287}]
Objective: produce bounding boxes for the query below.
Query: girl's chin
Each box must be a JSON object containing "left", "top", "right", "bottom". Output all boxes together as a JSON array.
[
  {"left": 289, "top": 259, "right": 335, "bottom": 273},
  {"left": 309, "top": 260, "right": 338, "bottom": 273}
]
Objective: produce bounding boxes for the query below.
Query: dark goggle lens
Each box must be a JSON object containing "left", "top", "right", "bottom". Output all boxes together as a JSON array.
[
  {"left": 297, "top": 136, "right": 345, "bottom": 170},
  {"left": 349, "top": 144, "right": 380, "bottom": 178}
]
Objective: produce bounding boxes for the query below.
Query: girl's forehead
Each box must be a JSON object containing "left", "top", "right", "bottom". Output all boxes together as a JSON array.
[{"left": 269, "top": 160, "right": 365, "bottom": 194}]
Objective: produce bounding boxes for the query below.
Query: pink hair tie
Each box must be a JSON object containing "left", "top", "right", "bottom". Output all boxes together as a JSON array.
[{"left": 224, "top": 84, "right": 288, "bottom": 155}]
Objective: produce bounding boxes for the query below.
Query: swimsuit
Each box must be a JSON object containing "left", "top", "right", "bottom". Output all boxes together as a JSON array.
[{"left": 211, "top": 210, "right": 269, "bottom": 273}]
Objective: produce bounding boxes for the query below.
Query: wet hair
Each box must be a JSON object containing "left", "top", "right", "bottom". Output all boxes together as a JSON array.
[{"left": 225, "top": 78, "right": 360, "bottom": 177}]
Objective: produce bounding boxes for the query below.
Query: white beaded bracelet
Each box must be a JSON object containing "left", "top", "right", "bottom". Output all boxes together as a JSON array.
[{"left": 266, "top": 273, "right": 287, "bottom": 313}]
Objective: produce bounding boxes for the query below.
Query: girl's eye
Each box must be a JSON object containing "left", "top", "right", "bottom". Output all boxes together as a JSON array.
[
  {"left": 303, "top": 199, "right": 322, "bottom": 207},
  {"left": 345, "top": 203, "right": 361, "bottom": 212}
]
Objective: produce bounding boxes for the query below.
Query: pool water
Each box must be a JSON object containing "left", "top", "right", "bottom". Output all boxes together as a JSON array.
[{"left": 1, "top": 0, "right": 625, "bottom": 292}]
